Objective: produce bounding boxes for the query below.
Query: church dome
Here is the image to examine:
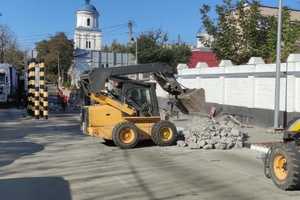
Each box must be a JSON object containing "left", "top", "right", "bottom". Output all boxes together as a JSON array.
[{"left": 77, "top": 0, "right": 99, "bottom": 15}]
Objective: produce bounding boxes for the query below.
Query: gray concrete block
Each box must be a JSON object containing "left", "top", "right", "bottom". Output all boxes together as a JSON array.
[
  {"left": 189, "top": 143, "right": 201, "bottom": 149},
  {"left": 177, "top": 140, "right": 187, "bottom": 147},
  {"left": 203, "top": 144, "right": 213, "bottom": 150}
]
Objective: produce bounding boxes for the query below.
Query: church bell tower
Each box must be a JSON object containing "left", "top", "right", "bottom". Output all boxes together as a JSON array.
[{"left": 74, "top": 0, "right": 102, "bottom": 50}]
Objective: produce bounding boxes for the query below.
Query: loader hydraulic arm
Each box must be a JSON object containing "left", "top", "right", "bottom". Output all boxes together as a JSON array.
[{"left": 80, "top": 63, "right": 185, "bottom": 96}]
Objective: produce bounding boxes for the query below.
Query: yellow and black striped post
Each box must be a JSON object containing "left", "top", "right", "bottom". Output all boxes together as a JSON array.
[
  {"left": 39, "top": 63, "right": 48, "bottom": 119},
  {"left": 27, "top": 62, "right": 48, "bottom": 119},
  {"left": 43, "top": 86, "right": 49, "bottom": 119},
  {"left": 34, "top": 86, "right": 40, "bottom": 119},
  {"left": 34, "top": 64, "right": 40, "bottom": 119},
  {"left": 27, "top": 62, "right": 35, "bottom": 116}
]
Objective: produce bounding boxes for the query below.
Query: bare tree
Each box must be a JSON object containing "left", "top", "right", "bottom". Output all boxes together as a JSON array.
[
  {"left": 0, "top": 25, "right": 14, "bottom": 63},
  {"left": 0, "top": 25, "right": 25, "bottom": 69}
]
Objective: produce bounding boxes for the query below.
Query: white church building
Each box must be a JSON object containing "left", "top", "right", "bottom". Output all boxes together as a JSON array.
[
  {"left": 74, "top": 0, "right": 102, "bottom": 51},
  {"left": 70, "top": 0, "right": 135, "bottom": 86}
]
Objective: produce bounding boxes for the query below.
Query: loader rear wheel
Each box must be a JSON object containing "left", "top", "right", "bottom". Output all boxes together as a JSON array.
[
  {"left": 151, "top": 121, "right": 177, "bottom": 146},
  {"left": 112, "top": 122, "right": 140, "bottom": 149},
  {"left": 269, "top": 143, "right": 300, "bottom": 190}
]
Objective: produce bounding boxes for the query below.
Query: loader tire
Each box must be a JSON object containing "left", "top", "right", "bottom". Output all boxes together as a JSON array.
[
  {"left": 151, "top": 120, "right": 178, "bottom": 146},
  {"left": 264, "top": 149, "right": 272, "bottom": 179},
  {"left": 269, "top": 142, "right": 300, "bottom": 190},
  {"left": 112, "top": 122, "right": 140, "bottom": 149}
]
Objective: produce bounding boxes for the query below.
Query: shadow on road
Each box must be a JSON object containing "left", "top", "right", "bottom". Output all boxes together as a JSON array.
[
  {"left": 123, "top": 150, "right": 158, "bottom": 200},
  {"left": 0, "top": 177, "right": 72, "bottom": 200},
  {"left": 0, "top": 112, "right": 83, "bottom": 169},
  {"left": 101, "top": 139, "right": 156, "bottom": 148},
  {"left": 0, "top": 108, "right": 25, "bottom": 122},
  {"left": 0, "top": 142, "right": 44, "bottom": 168}
]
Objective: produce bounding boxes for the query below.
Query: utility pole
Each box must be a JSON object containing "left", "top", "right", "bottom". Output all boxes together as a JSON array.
[
  {"left": 57, "top": 53, "right": 61, "bottom": 87},
  {"left": 177, "top": 34, "right": 181, "bottom": 45},
  {"left": 31, "top": 49, "right": 34, "bottom": 59},
  {"left": 128, "top": 20, "right": 138, "bottom": 64},
  {"left": 135, "top": 39, "right": 138, "bottom": 64},
  {"left": 274, "top": 0, "right": 283, "bottom": 129},
  {"left": 128, "top": 20, "right": 133, "bottom": 44}
]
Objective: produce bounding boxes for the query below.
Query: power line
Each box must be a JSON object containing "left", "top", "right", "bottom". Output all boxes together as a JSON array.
[
  {"left": 101, "top": 23, "right": 128, "bottom": 30},
  {"left": 17, "top": 23, "right": 128, "bottom": 42}
]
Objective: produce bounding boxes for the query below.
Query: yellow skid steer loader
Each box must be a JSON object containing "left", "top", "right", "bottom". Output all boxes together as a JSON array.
[{"left": 79, "top": 63, "right": 204, "bottom": 149}]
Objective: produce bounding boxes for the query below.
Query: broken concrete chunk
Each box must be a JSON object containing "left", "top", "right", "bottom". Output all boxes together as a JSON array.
[
  {"left": 189, "top": 142, "right": 201, "bottom": 149},
  {"left": 198, "top": 140, "right": 207, "bottom": 148},
  {"left": 215, "top": 143, "right": 227, "bottom": 150},
  {"left": 177, "top": 140, "right": 187, "bottom": 147},
  {"left": 230, "top": 128, "right": 241, "bottom": 137},
  {"left": 203, "top": 144, "right": 213, "bottom": 150}
]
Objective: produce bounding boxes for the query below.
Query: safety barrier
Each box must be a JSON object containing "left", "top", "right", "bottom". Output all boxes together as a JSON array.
[{"left": 27, "top": 62, "right": 48, "bottom": 119}]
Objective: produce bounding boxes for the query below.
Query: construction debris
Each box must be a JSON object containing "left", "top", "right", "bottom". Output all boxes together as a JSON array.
[{"left": 177, "top": 115, "right": 247, "bottom": 150}]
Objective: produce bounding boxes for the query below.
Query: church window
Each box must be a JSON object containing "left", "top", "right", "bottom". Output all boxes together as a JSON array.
[
  {"left": 87, "top": 18, "right": 91, "bottom": 26},
  {"left": 86, "top": 41, "right": 91, "bottom": 49}
]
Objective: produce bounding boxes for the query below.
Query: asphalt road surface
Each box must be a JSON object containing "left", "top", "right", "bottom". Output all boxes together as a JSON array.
[{"left": 0, "top": 108, "right": 300, "bottom": 200}]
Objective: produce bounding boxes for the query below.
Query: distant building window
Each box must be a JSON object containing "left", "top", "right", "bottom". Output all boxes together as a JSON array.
[
  {"left": 87, "top": 18, "right": 91, "bottom": 26},
  {"left": 86, "top": 41, "right": 91, "bottom": 49}
]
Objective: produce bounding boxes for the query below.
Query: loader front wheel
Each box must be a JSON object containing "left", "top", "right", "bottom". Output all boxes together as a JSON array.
[
  {"left": 151, "top": 121, "right": 178, "bottom": 146},
  {"left": 269, "top": 143, "right": 300, "bottom": 190},
  {"left": 112, "top": 122, "right": 140, "bottom": 149}
]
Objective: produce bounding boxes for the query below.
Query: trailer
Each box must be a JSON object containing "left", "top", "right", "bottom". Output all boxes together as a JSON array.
[{"left": 0, "top": 64, "right": 18, "bottom": 104}]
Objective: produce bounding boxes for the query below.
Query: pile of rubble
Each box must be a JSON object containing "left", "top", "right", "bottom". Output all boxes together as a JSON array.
[{"left": 177, "top": 115, "right": 247, "bottom": 150}]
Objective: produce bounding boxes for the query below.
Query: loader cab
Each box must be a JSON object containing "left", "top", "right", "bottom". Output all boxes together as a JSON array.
[{"left": 120, "top": 81, "right": 160, "bottom": 117}]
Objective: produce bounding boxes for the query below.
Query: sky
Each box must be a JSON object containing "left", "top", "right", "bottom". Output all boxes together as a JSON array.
[{"left": 0, "top": 0, "right": 299, "bottom": 50}]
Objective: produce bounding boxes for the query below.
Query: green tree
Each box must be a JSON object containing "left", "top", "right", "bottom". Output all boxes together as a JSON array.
[
  {"left": 36, "top": 32, "right": 73, "bottom": 83},
  {"left": 108, "top": 40, "right": 129, "bottom": 53},
  {"left": 266, "top": 8, "right": 300, "bottom": 62},
  {"left": 130, "top": 30, "right": 191, "bottom": 67},
  {"left": 200, "top": 0, "right": 300, "bottom": 64},
  {"left": 103, "top": 30, "right": 191, "bottom": 67}
]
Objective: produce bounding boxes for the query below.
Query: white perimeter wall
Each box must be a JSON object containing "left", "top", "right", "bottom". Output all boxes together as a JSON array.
[{"left": 157, "top": 56, "right": 300, "bottom": 113}]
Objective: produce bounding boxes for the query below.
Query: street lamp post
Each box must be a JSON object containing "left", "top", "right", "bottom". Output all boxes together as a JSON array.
[
  {"left": 274, "top": 0, "right": 283, "bottom": 129},
  {"left": 135, "top": 39, "right": 138, "bottom": 65}
]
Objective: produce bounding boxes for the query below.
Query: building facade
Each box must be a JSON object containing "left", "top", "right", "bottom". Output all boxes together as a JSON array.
[{"left": 257, "top": 5, "right": 300, "bottom": 22}]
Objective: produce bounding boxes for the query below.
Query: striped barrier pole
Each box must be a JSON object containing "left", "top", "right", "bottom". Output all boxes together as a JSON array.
[
  {"left": 39, "top": 63, "right": 48, "bottom": 119},
  {"left": 43, "top": 86, "right": 49, "bottom": 119},
  {"left": 27, "top": 62, "right": 35, "bottom": 116},
  {"left": 34, "top": 64, "right": 40, "bottom": 119}
]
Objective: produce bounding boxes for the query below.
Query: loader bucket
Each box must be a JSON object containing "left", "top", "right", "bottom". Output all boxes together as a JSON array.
[{"left": 176, "top": 88, "right": 206, "bottom": 114}]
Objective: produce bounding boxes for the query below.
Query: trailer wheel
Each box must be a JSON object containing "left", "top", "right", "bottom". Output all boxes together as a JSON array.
[
  {"left": 269, "top": 143, "right": 300, "bottom": 190},
  {"left": 151, "top": 120, "right": 178, "bottom": 146},
  {"left": 112, "top": 122, "right": 140, "bottom": 149}
]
